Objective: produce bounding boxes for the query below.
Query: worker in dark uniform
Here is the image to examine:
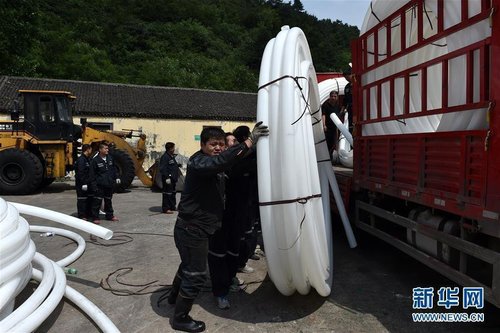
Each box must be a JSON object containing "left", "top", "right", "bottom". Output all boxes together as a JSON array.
[
  {"left": 207, "top": 128, "right": 254, "bottom": 310},
  {"left": 342, "top": 66, "right": 354, "bottom": 133},
  {"left": 75, "top": 144, "right": 93, "bottom": 219},
  {"left": 167, "top": 123, "right": 268, "bottom": 333},
  {"left": 89, "top": 142, "right": 120, "bottom": 223},
  {"left": 321, "top": 90, "right": 342, "bottom": 154},
  {"left": 160, "top": 142, "right": 180, "bottom": 214}
]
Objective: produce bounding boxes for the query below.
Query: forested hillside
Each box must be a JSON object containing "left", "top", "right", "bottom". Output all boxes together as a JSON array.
[{"left": 0, "top": 0, "right": 359, "bottom": 92}]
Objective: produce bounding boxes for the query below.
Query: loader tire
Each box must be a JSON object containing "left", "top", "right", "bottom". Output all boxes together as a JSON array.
[
  {"left": 0, "top": 149, "right": 43, "bottom": 195},
  {"left": 39, "top": 177, "right": 56, "bottom": 189},
  {"left": 110, "top": 148, "right": 135, "bottom": 191}
]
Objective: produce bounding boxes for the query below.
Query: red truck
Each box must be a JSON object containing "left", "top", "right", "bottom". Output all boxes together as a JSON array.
[{"left": 344, "top": 0, "right": 500, "bottom": 307}]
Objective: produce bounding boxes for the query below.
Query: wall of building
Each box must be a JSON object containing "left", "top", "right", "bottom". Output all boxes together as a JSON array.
[
  {"left": 81, "top": 116, "right": 253, "bottom": 167},
  {"left": 0, "top": 113, "right": 253, "bottom": 167}
]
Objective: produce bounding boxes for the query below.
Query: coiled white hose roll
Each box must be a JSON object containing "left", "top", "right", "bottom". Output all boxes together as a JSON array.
[
  {"left": 0, "top": 198, "right": 119, "bottom": 332},
  {"left": 257, "top": 26, "right": 356, "bottom": 297}
]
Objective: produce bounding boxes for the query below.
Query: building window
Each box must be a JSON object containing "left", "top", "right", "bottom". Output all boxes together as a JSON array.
[{"left": 88, "top": 122, "right": 113, "bottom": 131}]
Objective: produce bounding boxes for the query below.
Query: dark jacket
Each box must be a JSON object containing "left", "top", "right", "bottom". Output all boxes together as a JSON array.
[
  {"left": 344, "top": 82, "right": 353, "bottom": 127},
  {"left": 225, "top": 149, "right": 258, "bottom": 233},
  {"left": 177, "top": 142, "right": 249, "bottom": 235},
  {"left": 321, "top": 99, "right": 341, "bottom": 130},
  {"left": 159, "top": 152, "right": 179, "bottom": 182},
  {"left": 75, "top": 154, "right": 91, "bottom": 187},
  {"left": 89, "top": 154, "right": 117, "bottom": 189}
]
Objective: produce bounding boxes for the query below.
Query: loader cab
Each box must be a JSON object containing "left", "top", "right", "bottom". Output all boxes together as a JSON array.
[{"left": 18, "top": 90, "right": 76, "bottom": 141}]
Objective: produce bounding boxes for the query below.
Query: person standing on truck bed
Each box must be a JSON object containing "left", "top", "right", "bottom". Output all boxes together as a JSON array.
[
  {"left": 322, "top": 90, "right": 342, "bottom": 154},
  {"left": 75, "top": 144, "right": 93, "bottom": 220},
  {"left": 89, "top": 142, "right": 120, "bottom": 223},
  {"left": 167, "top": 123, "right": 268, "bottom": 333},
  {"left": 342, "top": 66, "right": 354, "bottom": 133},
  {"left": 160, "top": 142, "right": 180, "bottom": 214}
]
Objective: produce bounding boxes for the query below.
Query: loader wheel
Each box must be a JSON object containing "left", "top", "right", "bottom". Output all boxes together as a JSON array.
[
  {"left": 109, "top": 148, "right": 135, "bottom": 191},
  {"left": 0, "top": 149, "right": 43, "bottom": 194},
  {"left": 39, "top": 177, "right": 56, "bottom": 189}
]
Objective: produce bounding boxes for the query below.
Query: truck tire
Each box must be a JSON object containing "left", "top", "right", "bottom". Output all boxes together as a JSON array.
[
  {"left": 109, "top": 148, "right": 135, "bottom": 191},
  {"left": 0, "top": 149, "right": 43, "bottom": 194}
]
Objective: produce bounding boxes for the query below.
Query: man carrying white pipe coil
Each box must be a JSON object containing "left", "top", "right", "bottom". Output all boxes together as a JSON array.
[{"left": 167, "top": 123, "right": 268, "bottom": 333}]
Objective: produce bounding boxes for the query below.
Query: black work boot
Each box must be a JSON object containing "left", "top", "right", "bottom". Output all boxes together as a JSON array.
[
  {"left": 168, "top": 275, "right": 182, "bottom": 304},
  {"left": 171, "top": 297, "right": 205, "bottom": 332}
]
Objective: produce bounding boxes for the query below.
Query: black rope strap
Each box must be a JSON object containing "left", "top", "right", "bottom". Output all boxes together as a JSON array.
[
  {"left": 370, "top": 2, "right": 382, "bottom": 23},
  {"left": 259, "top": 193, "right": 321, "bottom": 207},
  {"left": 257, "top": 74, "right": 313, "bottom": 126},
  {"left": 317, "top": 159, "right": 331, "bottom": 163},
  {"left": 315, "top": 138, "right": 326, "bottom": 145},
  {"left": 257, "top": 74, "right": 306, "bottom": 91},
  {"left": 312, "top": 117, "right": 322, "bottom": 126}
]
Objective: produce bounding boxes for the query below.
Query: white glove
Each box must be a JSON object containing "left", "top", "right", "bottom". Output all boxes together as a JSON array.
[
  {"left": 165, "top": 178, "right": 172, "bottom": 185},
  {"left": 82, "top": 185, "right": 88, "bottom": 191},
  {"left": 116, "top": 178, "right": 121, "bottom": 184}
]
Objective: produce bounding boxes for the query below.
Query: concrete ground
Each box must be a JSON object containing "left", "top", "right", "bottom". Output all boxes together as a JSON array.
[{"left": 3, "top": 180, "right": 499, "bottom": 333}]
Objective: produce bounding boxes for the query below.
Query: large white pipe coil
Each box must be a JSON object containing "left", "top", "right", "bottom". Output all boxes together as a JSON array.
[
  {"left": 257, "top": 26, "right": 358, "bottom": 297},
  {"left": 0, "top": 198, "right": 118, "bottom": 332},
  {"left": 0, "top": 252, "right": 60, "bottom": 331}
]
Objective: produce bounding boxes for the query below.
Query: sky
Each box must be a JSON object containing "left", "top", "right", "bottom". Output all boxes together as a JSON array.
[{"left": 300, "top": 0, "right": 372, "bottom": 29}]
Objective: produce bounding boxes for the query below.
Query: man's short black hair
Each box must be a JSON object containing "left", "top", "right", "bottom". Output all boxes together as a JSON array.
[
  {"left": 200, "top": 127, "right": 225, "bottom": 144},
  {"left": 81, "top": 143, "right": 91, "bottom": 152},
  {"left": 98, "top": 142, "right": 109, "bottom": 149},
  {"left": 343, "top": 66, "right": 352, "bottom": 76},
  {"left": 233, "top": 125, "right": 250, "bottom": 143},
  {"left": 165, "top": 142, "right": 175, "bottom": 150}
]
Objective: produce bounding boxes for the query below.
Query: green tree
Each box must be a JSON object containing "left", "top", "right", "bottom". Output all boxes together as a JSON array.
[{"left": 0, "top": 0, "right": 360, "bottom": 91}]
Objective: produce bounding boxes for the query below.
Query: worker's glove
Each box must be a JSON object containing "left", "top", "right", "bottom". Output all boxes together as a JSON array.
[
  {"left": 249, "top": 121, "right": 269, "bottom": 144},
  {"left": 82, "top": 185, "right": 88, "bottom": 191},
  {"left": 116, "top": 178, "right": 121, "bottom": 185},
  {"left": 165, "top": 178, "right": 172, "bottom": 185}
]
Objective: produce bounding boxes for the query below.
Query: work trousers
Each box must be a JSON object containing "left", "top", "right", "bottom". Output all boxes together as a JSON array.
[
  {"left": 76, "top": 188, "right": 93, "bottom": 219},
  {"left": 92, "top": 186, "right": 114, "bottom": 219},
  {"left": 174, "top": 220, "right": 209, "bottom": 300},
  {"left": 161, "top": 177, "right": 176, "bottom": 211},
  {"left": 207, "top": 214, "right": 241, "bottom": 296},
  {"left": 325, "top": 128, "right": 338, "bottom": 154}
]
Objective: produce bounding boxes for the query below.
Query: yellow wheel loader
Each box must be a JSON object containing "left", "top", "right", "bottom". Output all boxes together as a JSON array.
[{"left": 0, "top": 90, "right": 155, "bottom": 195}]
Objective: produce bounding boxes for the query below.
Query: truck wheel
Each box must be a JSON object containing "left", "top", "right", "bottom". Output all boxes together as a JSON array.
[
  {"left": 0, "top": 149, "right": 43, "bottom": 194},
  {"left": 110, "top": 148, "right": 135, "bottom": 191}
]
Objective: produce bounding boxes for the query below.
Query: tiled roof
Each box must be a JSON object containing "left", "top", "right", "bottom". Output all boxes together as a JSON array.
[{"left": 0, "top": 76, "right": 257, "bottom": 121}]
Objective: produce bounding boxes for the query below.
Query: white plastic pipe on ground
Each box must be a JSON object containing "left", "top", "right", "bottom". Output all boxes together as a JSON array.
[{"left": 0, "top": 198, "right": 118, "bottom": 332}]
